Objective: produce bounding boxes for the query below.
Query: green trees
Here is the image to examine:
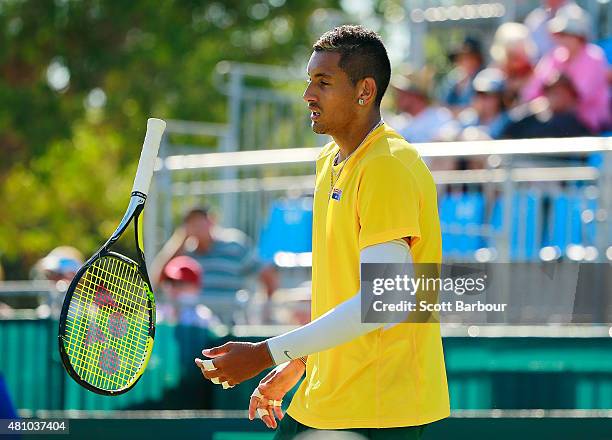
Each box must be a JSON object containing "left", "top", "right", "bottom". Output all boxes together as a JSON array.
[{"left": 0, "top": 0, "right": 338, "bottom": 278}]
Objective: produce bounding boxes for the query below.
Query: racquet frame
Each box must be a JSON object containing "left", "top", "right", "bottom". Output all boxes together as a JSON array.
[{"left": 58, "top": 191, "right": 156, "bottom": 396}]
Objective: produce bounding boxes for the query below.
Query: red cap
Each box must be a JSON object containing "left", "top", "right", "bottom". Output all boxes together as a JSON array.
[{"left": 162, "top": 256, "right": 202, "bottom": 287}]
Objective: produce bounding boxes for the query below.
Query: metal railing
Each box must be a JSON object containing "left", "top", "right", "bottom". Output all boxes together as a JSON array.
[
  {"left": 147, "top": 136, "right": 611, "bottom": 265},
  {"left": 0, "top": 281, "right": 62, "bottom": 318}
]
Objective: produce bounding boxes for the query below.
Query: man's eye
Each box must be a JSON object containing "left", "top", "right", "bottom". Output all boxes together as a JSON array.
[{"left": 320, "top": 81, "right": 330, "bottom": 86}]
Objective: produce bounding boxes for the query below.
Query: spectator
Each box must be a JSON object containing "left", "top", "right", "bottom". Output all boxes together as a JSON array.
[
  {"left": 450, "top": 68, "right": 510, "bottom": 141},
  {"left": 438, "top": 36, "right": 484, "bottom": 112},
  {"left": 151, "top": 207, "right": 278, "bottom": 322},
  {"left": 490, "top": 22, "right": 538, "bottom": 109},
  {"left": 503, "top": 73, "right": 592, "bottom": 139},
  {"left": 148, "top": 255, "right": 219, "bottom": 411},
  {"left": 30, "top": 246, "right": 83, "bottom": 283},
  {"left": 387, "top": 66, "right": 453, "bottom": 143},
  {"left": 524, "top": 0, "right": 576, "bottom": 59},
  {"left": 157, "top": 255, "right": 221, "bottom": 328},
  {"left": 523, "top": 4, "right": 611, "bottom": 133}
]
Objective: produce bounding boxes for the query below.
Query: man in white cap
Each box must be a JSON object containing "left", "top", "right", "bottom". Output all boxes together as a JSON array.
[{"left": 489, "top": 22, "right": 538, "bottom": 108}]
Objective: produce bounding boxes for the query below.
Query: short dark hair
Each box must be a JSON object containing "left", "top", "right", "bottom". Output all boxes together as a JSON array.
[
  {"left": 313, "top": 25, "right": 391, "bottom": 106},
  {"left": 183, "top": 207, "right": 209, "bottom": 223}
]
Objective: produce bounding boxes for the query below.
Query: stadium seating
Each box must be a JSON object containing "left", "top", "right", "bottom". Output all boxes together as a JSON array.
[
  {"left": 489, "top": 189, "right": 542, "bottom": 261},
  {"left": 256, "top": 187, "right": 600, "bottom": 262},
  {"left": 258, "top": 197, "right": 313, "bottom": 263},
  {"left": 546, "top": 192, "right": 582, "bottom": 252},
  {"left": 439, "top": 192, "right": 486, "bottom": 258}
]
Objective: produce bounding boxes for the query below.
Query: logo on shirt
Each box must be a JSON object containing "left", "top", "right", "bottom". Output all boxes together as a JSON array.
[{"left": 331, "top": 188, "right": 342, "bottom": 201}]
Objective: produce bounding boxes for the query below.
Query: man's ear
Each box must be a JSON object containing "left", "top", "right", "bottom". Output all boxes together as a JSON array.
[{"left": 358, "top": 77, "right": 378, "bottom": 106}]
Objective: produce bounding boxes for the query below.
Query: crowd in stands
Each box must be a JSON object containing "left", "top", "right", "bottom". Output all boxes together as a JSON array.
[{"left": 387, "top": 1, "right": 611, "bottom": 149}]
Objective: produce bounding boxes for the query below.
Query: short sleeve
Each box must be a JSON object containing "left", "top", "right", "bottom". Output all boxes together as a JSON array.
[{"left": 357, "top": 156, "right": 421, "bottom": 250}]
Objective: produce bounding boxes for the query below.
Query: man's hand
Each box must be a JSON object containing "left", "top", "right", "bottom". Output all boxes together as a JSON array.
[
  {"left": 195, "top": 341, "right": 274, "bottom": 387},
  {"left": 249, "top": 360, "right": 306, "bottom": 429}
]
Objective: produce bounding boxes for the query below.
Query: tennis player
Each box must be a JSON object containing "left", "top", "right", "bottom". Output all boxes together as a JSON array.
[{"left": 195, "top": 25, "right": 449, "bottom": 439}]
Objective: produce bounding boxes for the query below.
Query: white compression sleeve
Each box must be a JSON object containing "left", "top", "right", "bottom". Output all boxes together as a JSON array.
[{"left": 266, "top": 239, "right": 413, "bottom": 365}]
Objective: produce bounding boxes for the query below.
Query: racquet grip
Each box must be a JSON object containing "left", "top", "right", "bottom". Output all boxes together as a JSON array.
[{"left": 131, "top": 118, "right": 166, "bottom": 196}]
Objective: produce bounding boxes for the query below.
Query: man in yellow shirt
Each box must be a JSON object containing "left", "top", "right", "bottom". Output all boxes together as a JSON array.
[{"left": 195, "top": 25, "right": 449, "bottom": 439}]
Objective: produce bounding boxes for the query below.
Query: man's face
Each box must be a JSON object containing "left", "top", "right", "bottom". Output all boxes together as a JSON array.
[
  {"left": 505, "top": 47, "right": 532, "bottom": 77},
  {"left": 553, "top": 32, "right": 584, "bottom": 55},
  {"left": 303, "top": 51, "right": 360, "bottom": 135},
  {"left": 473, "top": 92, "right": 501, "bottom": 118},
  {"left": 456, "top": 52, "right": 482, "bottom": 75},
  {"left": 184, "top": 213, "right": 212, "bottom": 251}
]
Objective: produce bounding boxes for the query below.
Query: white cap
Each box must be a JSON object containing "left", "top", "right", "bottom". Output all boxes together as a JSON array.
[
  {"left": 490, "top": 22, "right": 537, "bottom": 64},
  {"left": 548, "top": 4, "right": 592, "bottom": 40}
]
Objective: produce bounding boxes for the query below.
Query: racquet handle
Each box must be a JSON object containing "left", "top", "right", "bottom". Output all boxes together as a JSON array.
[{"left": 131, "top": 118, "right": 166, "bottom": 196}]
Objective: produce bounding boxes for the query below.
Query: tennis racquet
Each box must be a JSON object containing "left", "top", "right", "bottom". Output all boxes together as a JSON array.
[{"left": 58, "top": 118, "right": 166, "bottom": 395}]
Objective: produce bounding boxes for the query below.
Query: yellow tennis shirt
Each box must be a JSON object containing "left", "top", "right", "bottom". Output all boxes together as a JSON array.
[{"left": 286, "top": 123, "right": 450, "bottom": 429}]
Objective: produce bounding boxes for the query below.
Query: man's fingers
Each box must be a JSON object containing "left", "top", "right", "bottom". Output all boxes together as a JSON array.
[
  {"left": 258, "top": 407, "right": 276, "bottom": 429},
  {"left": 195, "top": 358, "right": 217, "bottom": 375},
  {"left": 201, "top": 359, "right": 216, "bottom": 371},
  {"left": 196, "top": 367, "right": 215, "bottom": 380},
  {"left": 202, "top": 342, "right": 232, "bottom": 358},
  {"left": 201, "top": 370, "right": 218, "bottom": 380},
  {"left": 249, "top": 387, "right": 282, "bottom": 428},
  {"left": 248, "top": 396, "right": 259, "bottom": 420},
  {"left": 195, "top": 358, "right": 235, "bottom": 387},
  {"left": 273, "top": 405, "right": 284, "bottom": 421},
  {"left": 200, "top": 371, "right": 231, "bottom": 387},
  {"left": 264, "top": 413, "right": 277, "bottom": 429},
  {"left": 268, "top": 407, "right": 278, "bottom": 429},
  {"left": 195, "top": 359, "right": 234, "bottom": 387},
  {"left": 256, "top": 407, "right": 269, "bottom": 422},
  {"left": 252, "top": 393, "right": 274, "bottom": 428}
]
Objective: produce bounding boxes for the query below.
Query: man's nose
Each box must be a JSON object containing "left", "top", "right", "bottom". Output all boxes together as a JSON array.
[{"left": 303, "top": 83, "right": 316, "bottom": 103}]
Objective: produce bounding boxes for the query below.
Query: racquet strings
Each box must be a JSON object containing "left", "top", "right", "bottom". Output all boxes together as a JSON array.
[{"left": 63, "top": 255, "right": 151, "bottom": 391}]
